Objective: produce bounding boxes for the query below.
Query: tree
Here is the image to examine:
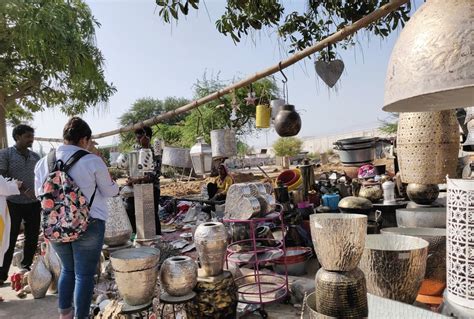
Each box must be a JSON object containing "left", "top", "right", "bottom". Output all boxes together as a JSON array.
[
  {"left": 155, "top": 0, "right": 411, "bottom": 60},
  {"left": 273, "top": 137, "right": 302, "bottom": 157},
  {"left": 0, "top": 0, "right": 116, "bottom": 146},
  {"left": 237, "top": 141, "right": 255, "bottom": 157},
  {"left": 118, "top": 97, "right": 189, "bottom": 150},
  {"left": 379, "top": 113, "right": 399, "bottom": 135}
]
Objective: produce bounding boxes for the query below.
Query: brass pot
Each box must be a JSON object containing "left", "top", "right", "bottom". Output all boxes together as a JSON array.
[
  {"left": 406, "top": 184, "right": 439, "bottom": 205},
  {"left": 194, "top": 222, "right": 228, "bottom": 276},
  {"left": 315, "top": 268, "right": 368, "bottom": 318},
  {"left": 160, "top": 256, "right": 198, "bottom": 296},
  {"left": 359, "top": 234, "right": 428, "bottom": 304}
]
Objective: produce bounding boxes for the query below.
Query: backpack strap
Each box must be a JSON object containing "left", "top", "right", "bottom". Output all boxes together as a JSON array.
[{"left": 63, "top": 150, "right": 98, "bottom": 209}]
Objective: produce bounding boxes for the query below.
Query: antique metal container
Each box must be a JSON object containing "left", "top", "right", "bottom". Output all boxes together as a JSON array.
[
  {"left": 28, "top": 255, "right": 52, "bottom": 299},
  {"left": 137, "top": 148, "right": 154, "bottom": 172},
  {"left": 274, "top": 104, "right": 301, "bottom": 137},
  {"left": 333, "top": 137, "right": 376, "bottom": 165},
  {"left": 397, "top": 110, "right": 459, "bottom": 184},
  {"left": 44, "top": 243, "right": 61, "bottom": 294},
  {"left": 162, "top": 147, "right": 192, "bottom": 168},
  {"left": 190, "top": 137, "right": 212, "bottom": 175},
  {"left": 396, "top": 207, "right": 446, "bottom": 228},
  {"left": 406, "top": 183, "right": 440, "bottom": 205},
  {"left": 194, "top": 222, "right": 228, "bottom": 276},
  {"left": 105, "top": 197, "right": 133, "bottom": 247},
  {"left": 338, "top": 196, "right": 373, "bottom": 214},
  {"left": 160, "top": 256, "right": 198, "bottom": 296},
  {"left": 446, "top": 178, "right": 474, "bottom": 309},
  {"left": 310, "top": 213, "right": 367, "bottom": 271},
  {"left": 128, "top": 151, "right": 140, "bottom": 178},
  {"left": 358, "top": 183, "right": 383, "bottom": 203},
  {"left": 383, "top": 0, "right": 473, "bottom": 112},
  {"left": 359, "top": 234, "right": 428, "bottom": 304},
  {"left": 381, "top": 227, "right": 446, "bottom": 296},
  {"left": 315, "top": 268, "right": 368, "bottom": 318},
  {"left": 305, "top": 292, "right": 336, "bottom": 319},
  {"left": 110, "top": 247, "right": 160, "bottom": 306},
  {"left": 210, "top": 129, "right": 237, "bottom": 158}
]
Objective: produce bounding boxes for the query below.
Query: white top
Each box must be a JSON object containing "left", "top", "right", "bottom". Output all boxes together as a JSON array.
[{"left": 34, "top": 144, "right": 119, "bottom": 221}]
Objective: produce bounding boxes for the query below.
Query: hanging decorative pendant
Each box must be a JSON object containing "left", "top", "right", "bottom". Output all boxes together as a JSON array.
[{"left": 315, "top": 59, "right": 345, "bottom": 88}]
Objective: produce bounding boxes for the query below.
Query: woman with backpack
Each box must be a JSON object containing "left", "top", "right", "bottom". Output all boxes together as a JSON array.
[{"left": 34, "top": 117, "right": 119, "bottom": 319}]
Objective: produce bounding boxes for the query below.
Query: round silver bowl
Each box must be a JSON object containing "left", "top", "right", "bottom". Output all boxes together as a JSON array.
[{"left": 396, "top": 207, "right": 446, "bottom": 228}]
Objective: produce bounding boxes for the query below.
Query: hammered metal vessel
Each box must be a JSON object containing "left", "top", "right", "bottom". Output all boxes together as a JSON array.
[
  {"left": 194, "top": 222, "right": 228, "bottom": 276},
  {"left": 162, "top": 146, "right": 192, "bottom": 168},
  {"left": 105, "top": 197, "right": 133, "bottom": 247},
  {"left": 310, "top": 214, "right": 367, "bottom": 271},
  {"left": 305, "top": 292, "right": 337, "bottom": 319},
  {"left": 397, "top": 111, "right": 459, "bottom": 184},
  {"left": 110, "top": 247, "right": 160, "bottom": 306},
  {"left": 315, "top": 268, "right": 368, "bottom": 318},
  {"left": 210, "top": 129, "right": 237, "bottom": 158},
  {"left": 224, "top": 184, "right": 261, "bottom": 219},
  {"left": 359, "top": 234, "right": 428, "bottom": 304},
  {"left": 160, "top": 256, "right": 198, "bottom": 296},
  {"left": 28, "top": 255, "right": 52, "bottom": 299},
  {"left": 406, "top": 184, "right": 440, "bottom": 205},
  {"left": 396, "top": 207, "right": 447, "bottom": 228},
  {"left": 380, "top": 227, "right": 446, "bottom": 296},
  {"left": 44, "top": 243, "right": 61, "bottom": 293}
]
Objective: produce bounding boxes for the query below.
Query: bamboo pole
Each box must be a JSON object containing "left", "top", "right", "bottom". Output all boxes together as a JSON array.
[
  {"left": 38, "top": 0, "right": 409, "bottom": 141},
  {"left": 35, "top": 137, "right": 63, "bottom": 143}
]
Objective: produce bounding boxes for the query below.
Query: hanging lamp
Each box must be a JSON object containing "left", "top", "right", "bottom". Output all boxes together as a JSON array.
[{"left": 383, "top": 0, "right": 474, "bottom": 112}]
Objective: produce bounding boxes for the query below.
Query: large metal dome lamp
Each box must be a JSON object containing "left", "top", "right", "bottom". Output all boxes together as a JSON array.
[
  {"left": 383, "top": 0, "right": 473, "bottom": 112},
  {"left": 190, "top": 137, "right": 212, "bottom": 176}
]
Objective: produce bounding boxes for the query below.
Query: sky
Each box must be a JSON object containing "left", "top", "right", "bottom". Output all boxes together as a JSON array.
[{"left": 18, "top": 0, "right": 422, "bottom": 151}]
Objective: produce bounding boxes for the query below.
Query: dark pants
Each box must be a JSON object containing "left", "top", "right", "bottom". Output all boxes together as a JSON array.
[
  {"left": 0, "top": 201, "right": 41, "bottom": 281},
  {"left": 207, "top": 183, "right": 226, "bottom": 201},
  {"left": 124, "top": 187, "right": 161, "bottom": 235}
]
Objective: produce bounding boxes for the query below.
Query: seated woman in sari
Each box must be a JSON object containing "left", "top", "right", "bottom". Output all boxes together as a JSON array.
[{"left": 207, "top": 164, "right": 234, "bottom": 201}]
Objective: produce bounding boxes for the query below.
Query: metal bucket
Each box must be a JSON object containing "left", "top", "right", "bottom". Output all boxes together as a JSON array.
[
  {"left": 162, "top": 147, "right": 192, "bottom": 168},
  {"left": 256, "top": 104, "right": 271, "bottom": 128},
  {"left": 210, "top": 129, "right": 237, "bottom": 158},
  {"left": 333, "top": 137, "right": 376, "bottom": 165}
]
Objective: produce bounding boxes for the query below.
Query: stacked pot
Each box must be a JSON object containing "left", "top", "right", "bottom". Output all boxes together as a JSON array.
[{"left": 309, "top": 214, "right": 368, "bottom": 317}]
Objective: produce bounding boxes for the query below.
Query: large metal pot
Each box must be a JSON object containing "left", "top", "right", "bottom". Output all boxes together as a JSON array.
[
  {"left": 274, "top": 104, "right": 302, "bottom": 137},
  {"left": 105, "top": 197, "right": 133, "bottom": 247},
  {"left": 338, "top": 196, "right": 373, "bottom": 214},
  {"left": 305, "top": 292, "right": 336, "bottom": 319},
  {"left": 359, "top": 234, "right": 428, "bottom": 304},
  {"left": 194, "top": 222, "right": 228, "bottom": 276},
  {"left": 380, "top": 227, "right": 446, "bottom": 296},
  {"left": 333, "top": 137, "right": 376, "bottom": 165},
  {"left": 315, "top": 268, "right": 368, "bottom": 318},
  {"left": 406, "top": 183, "right": 440, "bottom": 205},
  {"left": 160, "top": 256, "right": 198, "bottom": 296},
  {"left": 28, "top": 255, "right": 52, "bottom": 299},
  {"left": 162, "top": 147, "right": 192, "bottom": 168},
  {"left": 396, "top": 207, "right": 446, "bottom": 228},
  {"left": 210, "top": 129, "right": 237, "bottom": 158},
  {"left": 110, "top": 247, "right": 160, "bottom": 306},
  {"left": 310, "top": 214, "right": 367, "bottom": 271}
]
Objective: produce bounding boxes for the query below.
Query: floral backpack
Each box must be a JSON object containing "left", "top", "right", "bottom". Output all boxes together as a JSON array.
[{"left": 40, "top": 150, "right": 96, "bottom": 243}]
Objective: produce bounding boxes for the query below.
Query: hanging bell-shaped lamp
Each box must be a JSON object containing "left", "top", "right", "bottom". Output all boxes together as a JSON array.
[
  {"left": 190, "top": 137, "right": 213, "bottom": 175},
  {"left": 383, "top": 0, "right": 474, "bottom": 112}
]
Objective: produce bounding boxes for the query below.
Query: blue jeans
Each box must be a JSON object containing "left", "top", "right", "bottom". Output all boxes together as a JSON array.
[{"left": 52, "top": 218, "right": 105, "bottom": 319}]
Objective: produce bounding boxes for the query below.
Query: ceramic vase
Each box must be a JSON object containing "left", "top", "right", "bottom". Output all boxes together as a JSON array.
[
  {"left": 194, "top": 222, "right": 228, "bottom": 276},
  {"left": 28, "top": 256, "right": 52, "bottom": 299},
  {"left": 160, "top": 256, "right": 198, "bottom": 296},
  {"left": 105, "top": 197, "right": 133, "bottom": 247}
]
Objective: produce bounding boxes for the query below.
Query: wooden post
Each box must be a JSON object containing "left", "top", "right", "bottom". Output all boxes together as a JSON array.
[{"left": 133, "top": 183, "right": 156, "bottom": 239}]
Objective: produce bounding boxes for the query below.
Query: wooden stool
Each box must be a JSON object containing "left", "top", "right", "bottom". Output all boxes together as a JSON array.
[
  {"left": 120, "top": 300, "right": 153, "bottom": 319},
  {"left": 159, "top": 291, "right": 196, "bottom": 319}
]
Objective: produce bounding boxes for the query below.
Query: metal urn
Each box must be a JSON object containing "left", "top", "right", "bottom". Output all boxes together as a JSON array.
[
  {"left": 315, "top": 268, "right": 368, "bottom": 318},
  {"left": 194, "top": 222, "right": 228, "bottom": 276},
  {"left": 310, "top": 214, "right": 367, "bottom": 271},
  {"left": 274, "top": 104, "right": 301, "bottom": 137},
  {"left": 210, "top": 129, "right": 237, "bottom": 158},
  {"left": 397, "top": 110, "right": 459, "bottom": 184},
  {"left": 110, "top": 247, "right": 160, "bottom": 306},
  {"left": 359, "top": 234, "right": 428, "bottom": 304},
  {"left": 160, "top": 256, "right": 198, "bottom": 296},
  {"left": 190, "top": 137, "right": 212, "bottom": 175},
  {"left": 383, "top": 0, "right": 473, "bottom": 112},
  {"left": 28, "top": 255, "right": 52, "bottom": 299},
  {"left": 406, "top": 183, "right": 440, "bottom": 205},
  {"left": 105, "top": 197, "right": 133, "bottom": 247},
  {"left": 162, "top": 147, "right": 192, "bottom": 168}
]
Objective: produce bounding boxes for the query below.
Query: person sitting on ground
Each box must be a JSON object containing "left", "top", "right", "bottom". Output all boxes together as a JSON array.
[{"left": 207, "top": 164, "right": 234, "bottom": 201}]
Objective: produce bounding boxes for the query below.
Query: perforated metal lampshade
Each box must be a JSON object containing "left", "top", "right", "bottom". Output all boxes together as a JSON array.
[
  {"left": 190, "top": 137, "right": 212, "bottom": 175},
  {"left": 383, "top": 0, "right": 474, "bottom": 112}
]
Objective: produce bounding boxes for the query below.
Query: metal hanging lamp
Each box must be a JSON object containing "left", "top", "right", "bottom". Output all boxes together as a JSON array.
[{"left": 383, "top": 0, "right": 474, "bottom": 112}]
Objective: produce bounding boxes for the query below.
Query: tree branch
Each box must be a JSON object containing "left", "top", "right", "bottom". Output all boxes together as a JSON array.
[{"left": 5, "top": 79, "right": 40, "bottom": 105}]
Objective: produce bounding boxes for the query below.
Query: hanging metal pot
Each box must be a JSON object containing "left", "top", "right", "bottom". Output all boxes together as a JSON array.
[
  {"left": 162, "top": 147, "right": 192, "bottom": 168},
  {"left": 274, "top": 104, "right": 301, "bottom": 137},
  {"left": 256, "top": 104, "right": 271, "bottom": 128},
  {"left": 210, "top": 129, "right": 237, "bottom": 158},
  {"left": 383, "top": 0, "right": 473, "bottom": 112}
]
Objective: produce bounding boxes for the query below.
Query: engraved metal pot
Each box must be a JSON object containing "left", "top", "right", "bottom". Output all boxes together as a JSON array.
[
  {"left": 162, "top": 147, "right": 192, "bottom": 168},
  {"left": 380, "top": 227, "right": 446, "bottom": 296},
  {"left": 44, "top": 242, "right": 61, "bottom": 294},
  {"left": 110, "top": 247, "right": 160, "bottom": 306},
  {"left": 105, "top": 197, "right": 133, "bottom": 247},
  {"left": 406, "top": 184, "right": 440, "bottom": 205},
  {"left": 305, "top": 292, "right": 336, "bottom": 319},
  {"left": 383, "top": 0, "right": 474, "bottom": 112},
  {"left": 396, "top": 207, "right": 447, "bottom": 228},
  {"left": 160, "top": 256, "right": 198, "bottom": 296},
  {"left": 315, "top": 268, "right": 368, "bottom": 318},
  {"left": 194, "top": 222, "right": 228, "bottom": 276},
  {"left": 338, "top": 196, "right": 373, "bottom": 214},
  {"left": 397, "top": 110, "right": 459, "bottom": 184},
  {"left": 28, "top": 255, "right": 52, "bottom": 299},
  {"left": 310, "top": 214, "right": 367, "bottom": 271},
  {"left": 359, "top": 234, "right": 428, "bottom": 304},
  {"left": 210, "top": 128, "right": 237, "bottom": 158}
]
